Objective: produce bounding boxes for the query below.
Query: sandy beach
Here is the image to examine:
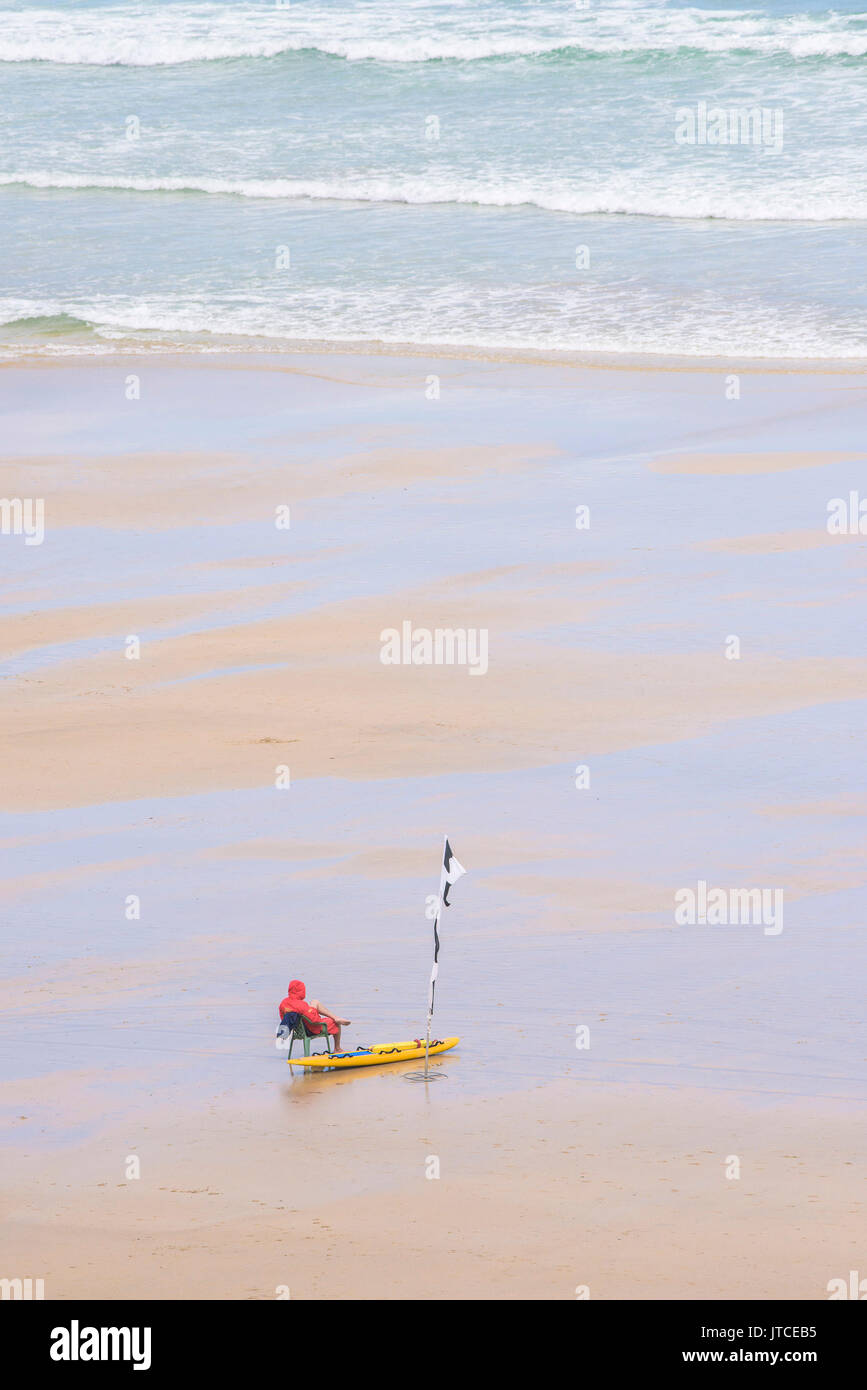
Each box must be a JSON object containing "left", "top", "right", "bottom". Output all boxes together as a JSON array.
[{"left": 1, "top": 351, "right": 865, "bottom": 1299}]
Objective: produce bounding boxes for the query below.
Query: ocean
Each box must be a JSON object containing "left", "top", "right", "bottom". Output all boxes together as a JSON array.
[{"left": 1, "top": 0, "right": 865, "bottom": 361}]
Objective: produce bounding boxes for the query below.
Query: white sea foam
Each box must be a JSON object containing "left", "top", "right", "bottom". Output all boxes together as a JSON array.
[
  {"left": 2, "top": 169, "right": 864, "bottom": 222},
  {"left": 2, "top": 289, "right": 865, "bottom": 363},
  {"left": 3, "top": 3, "right": 864, "bottom": 365},
  {"left": 0, "top": 2, "right": 865, "bottom": 66}
]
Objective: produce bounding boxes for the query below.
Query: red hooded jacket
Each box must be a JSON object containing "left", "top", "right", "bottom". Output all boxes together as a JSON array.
[{"left": 279, "top": 980, "right": 322, "bottom": 1026}]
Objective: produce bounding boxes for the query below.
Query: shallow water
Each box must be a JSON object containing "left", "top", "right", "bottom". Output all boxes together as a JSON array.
[{"left": 2, "top": 356, "right": 865, "bottom": 1138}]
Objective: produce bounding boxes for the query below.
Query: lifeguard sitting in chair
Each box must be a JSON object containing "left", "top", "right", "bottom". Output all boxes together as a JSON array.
[{"left": 275, "top": 980, "right": 350, "bottom": 1057}]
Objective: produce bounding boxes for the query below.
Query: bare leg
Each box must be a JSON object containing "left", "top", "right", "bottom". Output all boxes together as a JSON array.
[{"left": 309, "top": 1001, "right": 346, "bottom": 1051}]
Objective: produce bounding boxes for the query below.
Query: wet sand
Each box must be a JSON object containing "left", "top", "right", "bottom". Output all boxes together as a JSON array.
[
  {"left": 1, "top": 352, "right": 865, "bottom": 1299},
  {"left": 2, "top": 1079, "right": 864, "bottom": 1301}
]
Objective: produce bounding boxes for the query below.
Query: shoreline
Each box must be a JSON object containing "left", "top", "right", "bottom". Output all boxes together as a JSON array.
[{"left": 2, "top": 338, "right": 867, "bottom": 377}]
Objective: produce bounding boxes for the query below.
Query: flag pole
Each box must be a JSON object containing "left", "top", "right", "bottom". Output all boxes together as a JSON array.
[
  {"left": 424, "top": 833, "right": 448, "bottom": 1079},
  {"left": 407, "top": 835, "right": 463, "bottom": 1083}
]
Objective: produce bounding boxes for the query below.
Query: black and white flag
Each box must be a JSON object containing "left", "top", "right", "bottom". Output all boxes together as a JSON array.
[
  {"left": 428, "top": 837, "right": 466, "bottom": 1025},
  {"left": 442, "top": 838, "right": 467, "bottom": 908}
]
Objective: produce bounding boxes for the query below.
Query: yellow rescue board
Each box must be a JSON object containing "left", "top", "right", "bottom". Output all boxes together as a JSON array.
[{"left": 288, "top": 1036, "right": 459, "bottom": 1070}]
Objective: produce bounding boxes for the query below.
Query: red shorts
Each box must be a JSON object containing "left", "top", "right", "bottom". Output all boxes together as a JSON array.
[{"left": 307, "top": 1016, "right": 339, "bottom": 1037}]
